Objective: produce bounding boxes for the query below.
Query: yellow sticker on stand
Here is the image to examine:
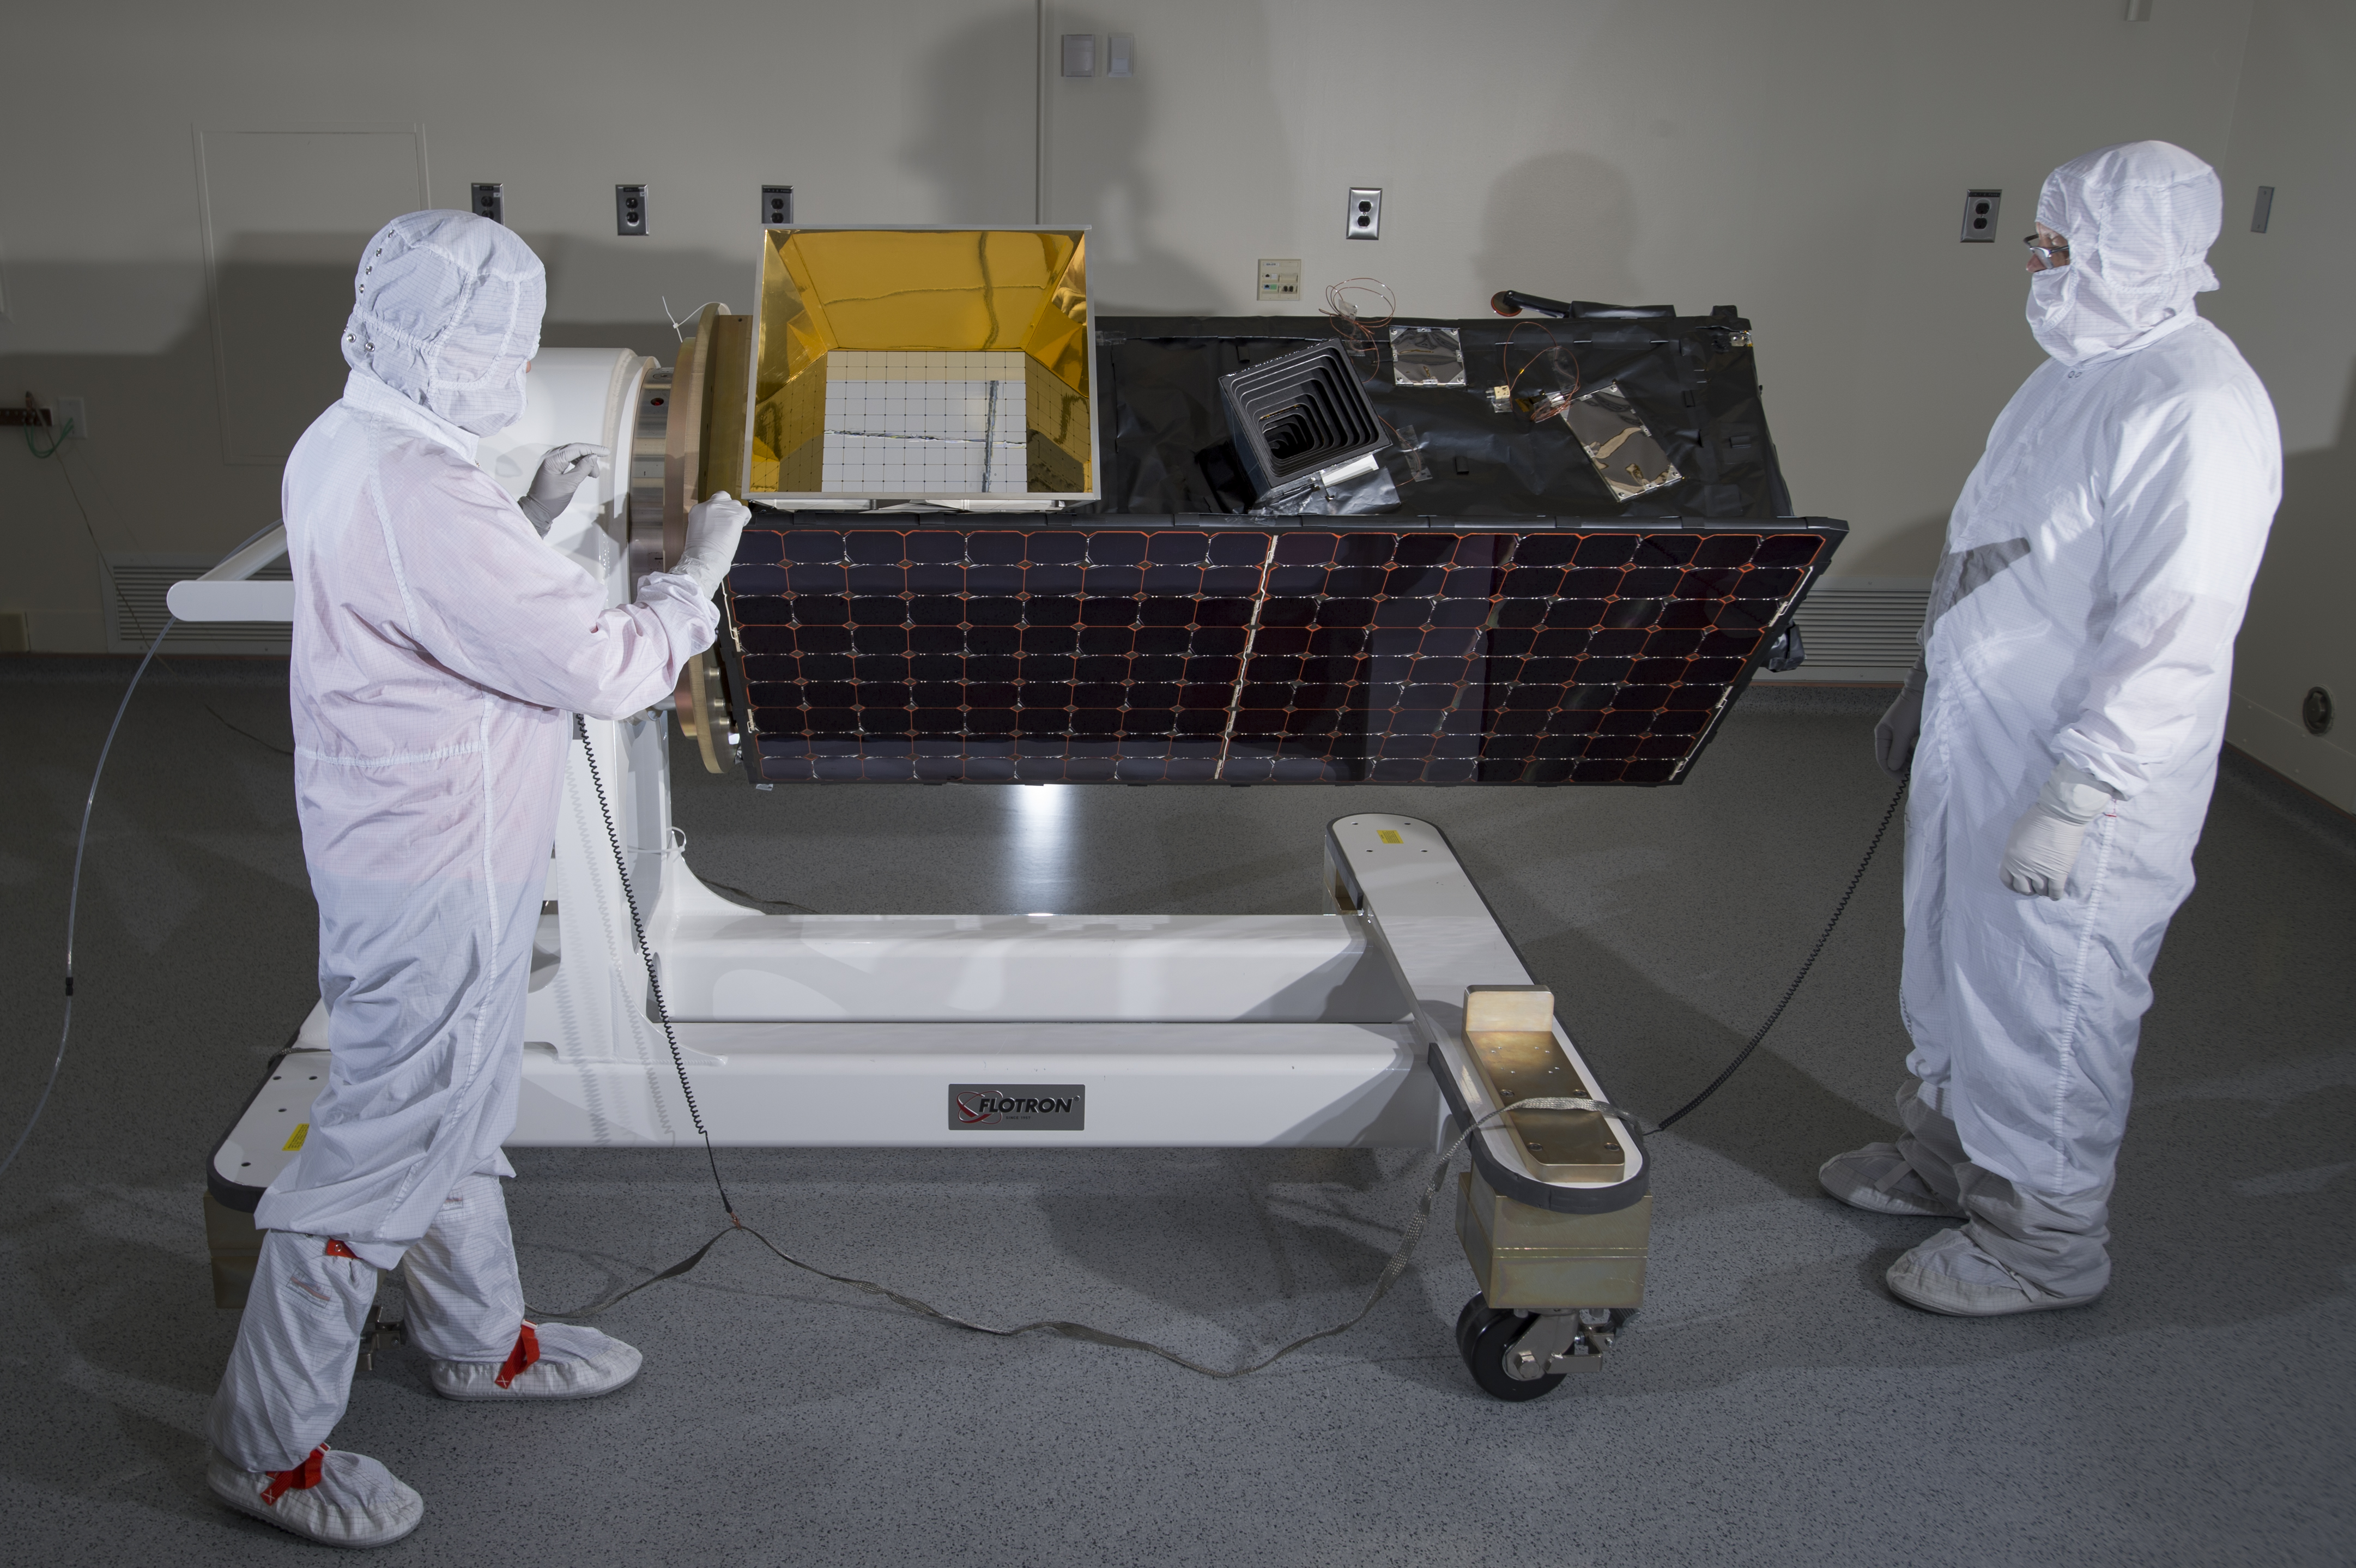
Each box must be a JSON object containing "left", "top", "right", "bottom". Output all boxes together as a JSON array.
[
  {"left": 1377, "top": 830, "right": 1403, "bottom": 845},
  {"left": 283, "top": 1123, "right": 309, "bottom": 1152}
]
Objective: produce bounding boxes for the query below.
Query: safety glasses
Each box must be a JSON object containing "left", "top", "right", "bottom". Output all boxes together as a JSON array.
[{"left": 2023, "top": 234, "right": 2072, "bottom": 270}]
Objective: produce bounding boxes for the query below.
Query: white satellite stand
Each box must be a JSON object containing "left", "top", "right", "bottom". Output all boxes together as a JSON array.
[{"left": 182, "top": 348, "right": 1650, "bottom": 1400}]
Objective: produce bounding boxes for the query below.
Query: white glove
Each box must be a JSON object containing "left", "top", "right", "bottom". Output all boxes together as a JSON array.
[
  {"left": 674, "top": 492, "right": 752, "bottom": 598},
  {"left": 1999, "top": 759, "right": 2118, "bottom": 900},
  {"left": 518, "top": 443, "right": 609, "bottom": 535},
  {"left": 1874, "top": 658, "right": 1927, "bottom": 779}
]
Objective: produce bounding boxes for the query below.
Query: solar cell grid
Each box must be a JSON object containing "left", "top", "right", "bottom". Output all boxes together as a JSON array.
[{"left": 723, "top": 524, "right": 1830, "bottom": 784}]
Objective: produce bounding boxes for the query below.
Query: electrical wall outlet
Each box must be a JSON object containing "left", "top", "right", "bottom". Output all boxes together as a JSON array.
[
  {"left": 1257, "top": 258, "right": 1301, "bottom": 301},
  {"left": 762, "top": 185, "right": 794, "bottom": 227},
  {"left": 53, "top": 396, "right": 87, "bottom": 438},
  {"left": 1959, "top": 189, "right": 2001, "bottom": 242},
  {"left": 471, "top": 183, "right": 504, "bottom": 224},
  {"left": 615, "top": 185, "right": 648, "bottom": 237},
  {"left": 1347, "top": 187, "right": 1382, "bottom": 240}
]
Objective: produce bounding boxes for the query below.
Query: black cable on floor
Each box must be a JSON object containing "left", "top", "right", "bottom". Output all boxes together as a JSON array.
[
  {"left": 206, "top": 705, "right": 295, "bottom": 756},
  {"left": 566, "top": 711, "right": 1670, "bottom": 1374},
  {"left": 549, "top": 726, "right": 1906, "bottom": 1370},
  {"left": 1650, "top": 777, "right": 1909, "bottom": 1133},
  {"left": 526, "top": 1094, "right": 1633, "bottom": 1378}
]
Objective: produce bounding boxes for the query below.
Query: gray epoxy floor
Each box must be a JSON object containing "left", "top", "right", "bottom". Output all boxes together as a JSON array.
[{"left": 1, "top": 658, "right": 2351, "bottom": 1567}]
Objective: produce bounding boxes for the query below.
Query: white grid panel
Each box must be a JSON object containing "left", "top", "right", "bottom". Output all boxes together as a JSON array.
[{"left": 821, "top": 350, "right": 1028, "bottom": 495}]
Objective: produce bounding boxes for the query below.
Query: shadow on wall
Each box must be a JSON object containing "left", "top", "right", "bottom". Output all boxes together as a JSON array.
[
  {"left": 901, "top": 5, "right": 1241, "bottom": 312},
  {"left": 0, "top": 230, "right": 748, "bottom": 645},
  {"left": 1473, "top": 152, "right": 1644, "bottom": 310},
  {"left": 2, "top": 262, "right": 286, "bottom": 647},
  {"left": 2236, "top": 356, "right": 2356, "bottom": 733},
  {"left": 896, "top": 5, "right": 1046, "bottom": 227},
  {"left": 532, "top": 230, "right": 751, "bottom": 368},
  {"left": 1835, "top": 511, "right": 1951, "bottom": 577},
  {"left": 1774, "top": 302, "right": 2352, "bottom": 586}
]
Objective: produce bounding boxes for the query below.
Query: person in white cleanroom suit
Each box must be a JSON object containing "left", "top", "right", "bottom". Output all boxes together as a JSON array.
[
  {"left": 202, "top": 210, "right": 751, "bottom": 1547},
  {"left": 1820, "top": 142, "right": 2280, "bottom": 1316}
]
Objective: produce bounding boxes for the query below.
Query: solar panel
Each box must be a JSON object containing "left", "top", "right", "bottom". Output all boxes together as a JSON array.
[{"left": 722, "top": 520, "right": 1835, "bottom": 785}]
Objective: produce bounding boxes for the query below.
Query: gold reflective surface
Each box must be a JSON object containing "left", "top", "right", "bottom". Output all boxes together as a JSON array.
[
  {"left": 1464, "top": 1027, "right": 1627, "bottom": 1180},
  {"left": 750, "top": 228, "right": 1093, "bottom": 501}
]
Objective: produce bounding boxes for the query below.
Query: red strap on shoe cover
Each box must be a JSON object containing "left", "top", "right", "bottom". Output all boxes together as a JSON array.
[
  {"left": 323, "top": 1239, "right": 358, "bottom": 1259},
  {"left": 494, "top": 1321, "right": 541, "bottom": 1389},
  {"left": 261, "top": 1445, "right": 326, "bottom": 1505}
]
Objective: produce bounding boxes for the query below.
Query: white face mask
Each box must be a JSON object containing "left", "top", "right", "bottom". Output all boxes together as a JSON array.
[{"left": 2025, "top": 267, "right": 2081, "bottom": 364}]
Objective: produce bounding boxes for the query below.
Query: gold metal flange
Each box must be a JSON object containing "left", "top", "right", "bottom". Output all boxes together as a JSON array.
[
  {"left": 673, "top": 650, "right": 732, "bottom": 773},
  {"left": 657, "top": 302, "right": 756, "bottom": 772}
]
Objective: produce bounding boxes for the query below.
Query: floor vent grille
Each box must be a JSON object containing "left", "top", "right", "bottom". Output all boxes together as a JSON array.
[
  {"left": 103, "top": 553, "right": 293, "bottom": 655},
  {"left": 1761, "top": 578, "right": 1929, "bottom": 682}
]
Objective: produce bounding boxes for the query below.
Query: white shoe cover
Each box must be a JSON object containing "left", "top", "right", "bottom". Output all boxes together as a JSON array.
[
  {"left": 1819, "top": 1143, "right": 1967, "bottom": 1219},
  {"left": 429, "top": 1321, "right": 641, "bottom": 1401},
  {"left": 1886, "top": 1227, "right": 2105, "bottom": 1316},
  {"left": 207, "top": 1445, "right": 423, "bottom": 1548}
]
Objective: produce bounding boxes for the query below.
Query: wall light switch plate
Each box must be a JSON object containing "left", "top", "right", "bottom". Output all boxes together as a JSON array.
[
  {"left": 1959, "top": 189, "right": 2001, "bottom": 242},
  {"left": 471, "top": 183, "right": 504, "bottom": 224},
  {"left": 762, "top": 185, "right": 795, "bottom": 227},
  {"left": 1061, "top": 33, "right": 1095, "bottom": 76},
  {"left": 615, "top": 185, "right": 648, "bottom": 237},
  {"left": 1258, "top": 258, "right": 1301, "bottom": 301},
  {"left": 1347, "top": 187, "right": 1382, "bottom": 240},
  {"left": 1106, "top": 33, "right": 1132, "bottom": 76}
]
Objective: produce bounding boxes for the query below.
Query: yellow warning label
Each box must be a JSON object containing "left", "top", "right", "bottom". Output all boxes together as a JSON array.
[
  {"left": 282, "top": 1123, "right": 309, "bottom": 1153},
  {"left": 1377, "top": 830, "right": 1404, "bottom": 845}
]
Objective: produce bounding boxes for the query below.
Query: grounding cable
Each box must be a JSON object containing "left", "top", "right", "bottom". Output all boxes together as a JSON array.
[
  {"left": 0, "top": 520, "right": 285, "bottom": 1184},
  {"left": 541, "top": 716, "right": 1902, "bottom": 1373}
]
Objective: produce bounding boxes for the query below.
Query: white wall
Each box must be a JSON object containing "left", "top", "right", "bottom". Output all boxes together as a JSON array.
[
  {"left": 0, "top": 0, "right": 2259, "bottom": 656},
  {"left": 2203, "top": 0, "right": 2356, "bottom": 810}
]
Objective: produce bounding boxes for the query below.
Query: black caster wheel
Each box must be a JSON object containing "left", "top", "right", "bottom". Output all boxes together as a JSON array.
[{"left": 1455, "top": 1295, "right": 1567, "bottom": 1402}]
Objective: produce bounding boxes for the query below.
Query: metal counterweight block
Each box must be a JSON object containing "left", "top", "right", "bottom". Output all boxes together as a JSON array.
[
  {"left": 1449, "top": 985, "right": 1649, "bottom": 1312},
  {"left": 1456, "top": 1170, "right": 1649, "bottom": 1311}
]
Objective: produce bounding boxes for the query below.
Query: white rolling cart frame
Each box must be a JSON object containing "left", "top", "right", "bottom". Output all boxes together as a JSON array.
[{"left": 184, "top": 346, "right": 1651, "bottom": 1401}]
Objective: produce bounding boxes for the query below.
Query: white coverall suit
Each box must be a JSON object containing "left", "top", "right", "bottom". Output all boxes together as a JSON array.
[
  {"left": 206, "top": 213, "right": 720, "bottom": 1495},
  {"left": 1878, "top": 143, "right": 2280, "bottom": 1309}
]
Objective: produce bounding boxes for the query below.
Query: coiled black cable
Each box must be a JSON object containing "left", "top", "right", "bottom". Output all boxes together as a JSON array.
[{"left": 570, "top": 712, "right": 740, "bottom": 1224}]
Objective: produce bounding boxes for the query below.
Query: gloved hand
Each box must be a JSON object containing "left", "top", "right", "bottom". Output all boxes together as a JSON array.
[
  {"left": 517, "top": 443, "right": 609, "bottom": 535},
  {"left": 1999, "top": 759, "right": 2118, "bottom": 899},
  {"left": 674, "top": 492, "right": 752, "bottom": 598},
  {"left": 1874, "top": 658, "right": 1928, "bottom": 778}
]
